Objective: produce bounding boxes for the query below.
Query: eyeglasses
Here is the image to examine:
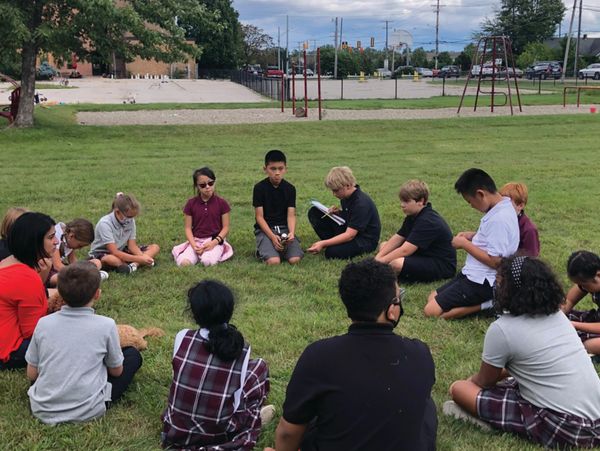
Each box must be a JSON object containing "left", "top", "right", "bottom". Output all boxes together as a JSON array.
[
  {"left": 197, "top": 180, "right": 215, "bottom": 189},
  {"left": 390, "top": 288, "right": 406, "bottom": 317}
]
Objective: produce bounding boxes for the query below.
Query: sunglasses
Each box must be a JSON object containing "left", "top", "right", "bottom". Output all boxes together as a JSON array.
[{"left": 197, "top": 180, "right": 215, "bottom": 189}]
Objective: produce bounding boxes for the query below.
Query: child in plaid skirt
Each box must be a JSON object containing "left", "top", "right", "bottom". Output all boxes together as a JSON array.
[
  {"left": 161, "top": 280, "right": 271, "bottom": 450},
  {"left": 446, "top": 256, "right": 600, "bottom": 448}
]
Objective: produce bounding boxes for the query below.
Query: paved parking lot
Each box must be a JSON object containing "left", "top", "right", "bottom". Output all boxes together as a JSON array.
[
  {"left": 1, "top": 78, "right": 267, "bottom": 105},
  {"left": 1, "top": 76, "right": 542, "bottom": 105}
]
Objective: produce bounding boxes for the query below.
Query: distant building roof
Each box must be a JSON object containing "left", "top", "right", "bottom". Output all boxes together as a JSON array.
[{"left": 546, "top": 37, "right": 600, "bottom": 57}]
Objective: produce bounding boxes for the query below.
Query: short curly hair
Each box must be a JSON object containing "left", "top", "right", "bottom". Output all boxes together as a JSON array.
[
  {"left": 494, "top": 256, "right": 564, "bottom": 316},
  {"left": 338, "top": 258, "right": 397, "bottom": 322}
]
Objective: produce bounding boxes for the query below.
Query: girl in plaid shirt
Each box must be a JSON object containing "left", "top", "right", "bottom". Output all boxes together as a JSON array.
[{"left": 161, "top": 280, "right": 271, "bottom": 450}]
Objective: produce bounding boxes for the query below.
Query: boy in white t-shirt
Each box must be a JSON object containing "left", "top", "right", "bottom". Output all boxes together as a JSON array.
[{"left": 424, "top": 168, "right": 519, "bottom": 319}]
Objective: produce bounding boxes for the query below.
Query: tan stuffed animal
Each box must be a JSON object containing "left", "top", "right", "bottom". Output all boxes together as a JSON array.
[
  {"left": 47, "top": 291, "right": 164, "bottom": 351},
  {"left": 117, "top": 325, "right": 165, "bottom": 350}
]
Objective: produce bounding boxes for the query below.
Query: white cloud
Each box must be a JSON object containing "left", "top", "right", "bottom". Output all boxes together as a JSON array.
[{"left": 233, "top": 1, "right": 600, "bottom": 52}]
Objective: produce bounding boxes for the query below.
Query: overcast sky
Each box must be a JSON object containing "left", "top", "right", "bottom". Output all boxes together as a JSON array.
[{"left": 232, "top": 0, "right": 600, "bottom": 53}]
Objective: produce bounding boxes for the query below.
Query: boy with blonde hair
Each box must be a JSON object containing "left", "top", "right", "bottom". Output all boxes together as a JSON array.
[
  {"left": 308, "top": 166, "right": 381, "bottom": 259},
  {"left": 376, "top": 180, "right": 456, "bottom": 282},
  {"left": 499, "top": 182, "right": 539, "bottom": 257}
]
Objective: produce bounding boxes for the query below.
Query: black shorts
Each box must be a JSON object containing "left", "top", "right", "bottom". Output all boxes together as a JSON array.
[
  {"left": 89, "top": 244, "right": 149, "bottom": 260},
  {"left": 434, "top": 272, "right": 493, "bottom": 312},
  {"left": 400, "top": 256, "right": 455, "bottom": 283}
]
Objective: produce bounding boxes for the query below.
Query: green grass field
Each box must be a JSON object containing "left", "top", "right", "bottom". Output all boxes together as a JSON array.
[{"left": 2, "top": 106, "right": 600, "bottom": 450}]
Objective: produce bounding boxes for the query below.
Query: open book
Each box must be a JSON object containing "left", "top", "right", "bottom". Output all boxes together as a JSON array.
[{"left": 310, "top": 199, "right": 346, "bottom": 226}]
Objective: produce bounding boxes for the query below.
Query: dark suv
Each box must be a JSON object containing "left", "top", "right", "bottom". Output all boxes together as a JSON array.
[
  {"left": 439, "top": 65, "right": 460, "bottom": 78},
  {"left": 525, "top": 61, "right": 562, "bottom": 80}
]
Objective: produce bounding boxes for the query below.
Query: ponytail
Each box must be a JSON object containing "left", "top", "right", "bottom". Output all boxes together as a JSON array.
[
  {"left": 567, "top": 250, "right": 600, "bottom": 281},
  {"left": 111, "top": 192, "right": 140, "bottom": 215},
  {"left": 204, "top": 323, "right": 244, "bottom": 361},
  {"left": 187, "top": 279, "right": 244, "bottom": 361}
]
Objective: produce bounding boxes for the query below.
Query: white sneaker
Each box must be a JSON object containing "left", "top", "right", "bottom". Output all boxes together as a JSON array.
[
  {"left": 99, "top": 270, "right": 109, "bottom": 281},
  {"left": 442, "top": 401, "right": 492, "bottom": 431},
  {"left": 128, "top": 263, "right": 138, "bottom": 272},
  {"left": 260, "top": 405, "right": 276, "bottom": 425}
]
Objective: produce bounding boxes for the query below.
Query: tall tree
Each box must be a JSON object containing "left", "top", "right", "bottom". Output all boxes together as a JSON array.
[
  {"left": 410, "top": 47, "right": 428, "bottom": 68},
  {"left": 0, "top": 0, "right": 213, "bottom": 127},
  {"left": 482, "top": 0, "right": 565, "bottom": 55},
  {"left": 184, "top": 0, "right": 241, "bottom": 70},
  {"left": 437, "top": 51, "right": 453, "bottom": 67},
  {"left": 454, "top": 43, "right": 476, "bottom": 70},
  {"left": 240, "top": 24, "right": 274, "bottom": 66}
]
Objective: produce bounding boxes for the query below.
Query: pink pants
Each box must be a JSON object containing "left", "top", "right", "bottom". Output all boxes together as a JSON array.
[{"left": 171, "top": 238, "right": 234, "bottom": 267}]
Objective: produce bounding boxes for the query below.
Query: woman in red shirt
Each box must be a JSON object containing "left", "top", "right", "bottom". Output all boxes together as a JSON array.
[{"left": 0, "top": 212, "right": 57, "bottom": 370}]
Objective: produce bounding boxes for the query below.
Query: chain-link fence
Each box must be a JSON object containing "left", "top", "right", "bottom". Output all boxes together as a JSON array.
[{"left": 231, "top": 71, "right": 289, "bottom": 101}]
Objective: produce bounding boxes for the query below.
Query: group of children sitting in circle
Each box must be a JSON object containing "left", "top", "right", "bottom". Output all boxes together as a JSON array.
[{"left": 2, "top": 149, "right": 600, "bottom": 449}]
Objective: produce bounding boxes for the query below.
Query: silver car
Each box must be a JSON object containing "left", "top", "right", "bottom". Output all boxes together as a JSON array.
[{"left": 578, "top": 64, "right": 600, "bottom": 80}]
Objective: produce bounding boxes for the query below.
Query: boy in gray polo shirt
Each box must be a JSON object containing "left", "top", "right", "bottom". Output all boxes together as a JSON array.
[{"left": 26, "top": 262, "right": 142, "bottom": 424}]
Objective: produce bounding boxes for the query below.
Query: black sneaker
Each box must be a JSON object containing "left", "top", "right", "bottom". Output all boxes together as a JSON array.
[{"left": 116, "top": 263, "right": 138, "bottom": 274}]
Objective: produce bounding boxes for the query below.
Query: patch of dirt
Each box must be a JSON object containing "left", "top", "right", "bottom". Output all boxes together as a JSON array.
[{"left": 77, "top": 104, "right": 595, "bottom": 126}]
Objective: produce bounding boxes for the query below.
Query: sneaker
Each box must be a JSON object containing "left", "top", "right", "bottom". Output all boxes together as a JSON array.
[
  {"left": 442, "top": 401, "right": 492, "bottom": 431},
  {"left": 99, "top": 270, "right": 109, "bottom": 281},
  {"left": 116, "top": 263, "right": 138, "bottom": 275},
  {"left": 260, "top": 404, "right": 276, "bottom": 425}
]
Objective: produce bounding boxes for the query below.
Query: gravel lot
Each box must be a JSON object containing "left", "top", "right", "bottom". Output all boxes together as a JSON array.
[{"left": 78, "top": 104, "right": 592, "bottom": 126}]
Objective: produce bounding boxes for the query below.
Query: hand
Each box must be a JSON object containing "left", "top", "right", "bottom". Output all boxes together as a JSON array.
[
  {"left": 286, "top": 232, "right": 295, "bottom": 242},
  {"left": 328, "top": 205, "right": 340, "bottom": 214},
  {"left": 139, "top": 254, "right": 154, "bottom": 265},
  {"left": 456, "top": 231, "right": 475, "bottom": 241},
  {"left": 452, "top": 235, "right": 469, "bottom": 249},
  {"left": 191, "top": 243, "right": 204, "bottom": 255},
  {"left": 200, "top": 240, "right": 217, "bottom": 253},
  {"left": 307, "top": 241, "right": 324, "bottom": 254},
  {"left": 37, "top": 257, "right": 52, "bottom": 273},
  {"left": 271, "top": 235, "right": 284, "bottom": 252},
  {"left": 264, "top": 448, "right": 276, "bottom": 451},
  {"left": 571, "top": 321, "right": 582, "bottom": 330}
]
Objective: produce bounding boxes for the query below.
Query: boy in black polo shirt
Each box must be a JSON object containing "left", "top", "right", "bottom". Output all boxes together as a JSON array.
[
  {"left": 253, "top": 150, "right": 304, "bottom": 265},
  {"left": 266, "top": 259, "right": 437, "bottom": 451},
  {"left": 376, "top": 179, "right": 456, "bottom": 282},
  {"left": 307, "top": 166, "right": 381, "bottom": 259}
]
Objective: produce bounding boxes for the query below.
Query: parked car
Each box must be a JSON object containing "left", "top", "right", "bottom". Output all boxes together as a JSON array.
[
  {"left": 265, "top": 66, "right": 284, "bottom": 77},
  {"left": 578, "top": 63, "right": 600, "bottom": 80},
  {"left": 525, "top": 61, "right": 562, "bottom": 80},
  {"left": 471, "top": 64, "right": 493, "bottom": 77},
  {"left": 439, "top": 65, "right": 460, "bottom": 78},
  {"left": 244, "top": 64, "right": 262, "bottom": 75},
  {"left": 286, "top": 66, "right": 314, "bottom": 76},
  {"left": 473, "top": 63, "right": 523, "bottom": 79},
  {"left": 498, "top": 67, "right": 523, "bottom": 78},
  {"left": 376, "top": 68, "right": 392, "bottom": 78},
  {"left": 416, "top": 67, "right": 433, "bottom": 77},
  {"left": 393, "top": 66, "right": 414, "bottom": 78}
]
